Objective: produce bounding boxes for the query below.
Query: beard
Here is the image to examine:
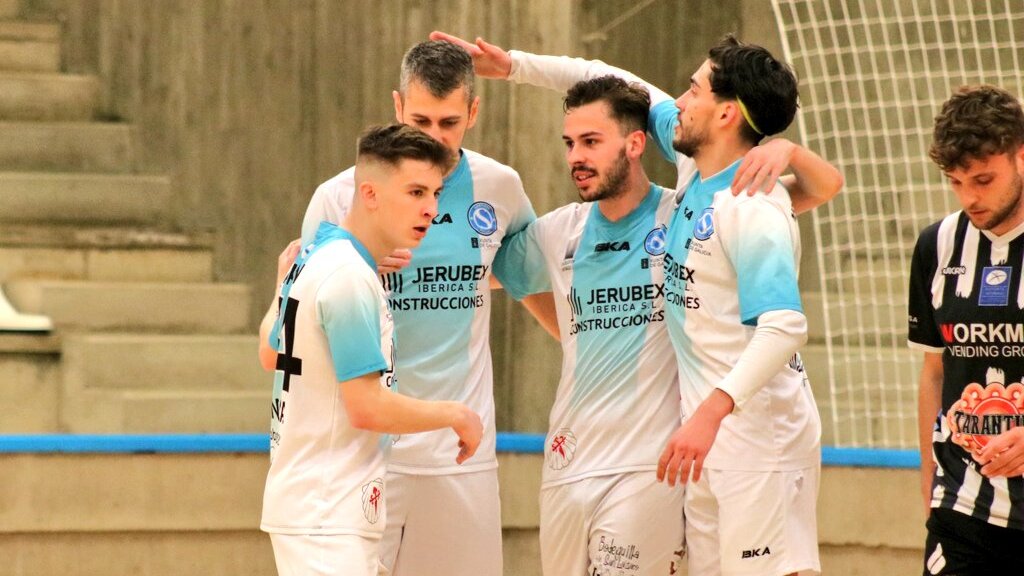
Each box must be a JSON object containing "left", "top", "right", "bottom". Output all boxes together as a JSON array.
[
  {"left": 672, "top": 122, "right": 708, "bottom": 158},
  {"left": 573, "top": 150, "right": 630, "bottom": 203},
  {"left": 971, "top": 169, "right": 1023, "bottom": 231}
]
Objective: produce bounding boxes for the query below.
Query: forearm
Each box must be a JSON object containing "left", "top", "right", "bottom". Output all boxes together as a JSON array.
[
  {"left": 780, "top": 144, "right": 844, "bottom": 215},
  {"left": 521, "top": 292, "right": 560, "bottom": 341},
  {"left": 716, "top": 309, "right": 808, "bottom": 410},
  {"left": 258, "top": 299, "right": 279, "bottom": 372},
  {"left": 918, "top": 353, "right": 943, "bottom": 503},
  {"left": 343, "top": 378, "right": 466, "bottom": 435},
  {"left": 509, "top": 51, "right": 674, "bottom": 106}
]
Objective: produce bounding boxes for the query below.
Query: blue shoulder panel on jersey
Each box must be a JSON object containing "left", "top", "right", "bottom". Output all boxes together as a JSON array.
[{"left": 649, "top": 100, "right": 681, "bottom": 163}]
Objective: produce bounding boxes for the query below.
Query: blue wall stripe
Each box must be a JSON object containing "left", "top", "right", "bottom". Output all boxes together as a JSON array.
[{"left": 0, "top": 433, "right": 918, "bottom": 468}]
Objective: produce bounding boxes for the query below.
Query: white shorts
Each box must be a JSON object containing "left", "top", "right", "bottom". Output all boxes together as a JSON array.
[
  {"left": 379, "top": 469, "right": 502, "bottom": 576},
  {"left": 539, "top": 471, "right": 685, "bottom": 576},
  {"left": 685, "top": 466, "right": 820, "bottom": 576},
  {"left": 269, "top": 532, "right": 381, "bottom": 576}
]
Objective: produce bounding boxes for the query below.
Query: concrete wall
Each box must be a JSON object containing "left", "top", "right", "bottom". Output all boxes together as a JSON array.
[{"left": 0, "top": 451, "right": 926, "bottom": 575}]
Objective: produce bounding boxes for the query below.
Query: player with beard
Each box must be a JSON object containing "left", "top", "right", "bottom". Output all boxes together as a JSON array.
[
  {"left": 910, "top": 85, "right": 1024, "bottom": 575},
  {"left": 432, "top": 32, "right": 843, "bottom": 576}
]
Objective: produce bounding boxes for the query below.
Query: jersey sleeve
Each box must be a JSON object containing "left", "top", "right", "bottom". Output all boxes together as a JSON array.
[
  {"left": 315, "top": 268, "right": 388, "bottom": 382},
  {"left": 720, "top": 194, "right": 803, "bottom": 325},
  {"left": 908, "top": 224, "right": 944, "bottom": 352},
  {"left": 492, "top": 219, "right": 552, "bottom": 301},
  {"left": 502, "top": 169, "right": 537, "bottom": 237}
]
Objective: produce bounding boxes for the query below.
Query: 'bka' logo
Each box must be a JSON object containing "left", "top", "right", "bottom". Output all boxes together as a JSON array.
[
  {"left": 694, "top": 208, "right": 715, "bottom": 240},
  {"left": 741, "top": 547, "right": 771, "bottom": 559},
  {"left": 595, "top": 241, "right": 629, "bottom": 252},
  {"left": 432, "top": 213, "right": 453, "bottom": 225},
  {"left": 467, "top": 201, "right": 498, "bottom": 236},
  {"left": 644, "top": 225, "right": 667, "bottom": 255}
]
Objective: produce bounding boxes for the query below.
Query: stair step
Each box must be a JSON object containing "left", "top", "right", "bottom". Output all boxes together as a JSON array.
[
  {"left": 0, "top": 39, "right": 59, "bottom": 72},
  {"left": 0, "top": 172, "right": 170, "bottom": 225},
  {"left": 0, "top": 122, "right": 132, "bottom": 172},
  {"left": 61, "top": 389, "right": 269, "bottom": 433},
  {"left": 0, "top": 73, "right": 98, "bottom": 120},
  {"left": 0, "top": 224, "right": 214, "bottom": 250},
  {"left": 0, "top": 245, "right": 214, "bottom": 282},
  {"left": 5, "top": 280, "right": 251, "bottom": 333},
  {"left": 0, "top": 344, "right": 60, "bottom": 432},
  {"left": 0, "top": 21, "right": 59, "bottom": 41},
  {"left": 63, "top": 333, "right": 265, "bottom": 392}
]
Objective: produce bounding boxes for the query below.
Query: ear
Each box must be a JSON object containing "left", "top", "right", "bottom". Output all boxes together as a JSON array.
[
  {"left": 626, "top": 129, "right": 646, "bottom": 160},
  {"left": 1015, "top": 144, "right": 1024, "bottom": 174},
  {"left": 719, "top": 100, "right": 740, "bottom": 130},
  {"left": 358, "top": 180, "right": 379, "bottom": 210},
  {"left": 465, "top": 95, "right": 480, "bottom": 130},
  {"left": 393, "top": 90, "right": 403, "bottom": 123}
]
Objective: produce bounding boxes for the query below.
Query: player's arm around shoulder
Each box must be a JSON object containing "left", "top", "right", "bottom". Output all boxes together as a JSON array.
[
  {"left": 731, "top": 138, "right": 843, "bottom": 215},
  {"left": 258, "top": 239, "right": 303, "bottom": 371}
]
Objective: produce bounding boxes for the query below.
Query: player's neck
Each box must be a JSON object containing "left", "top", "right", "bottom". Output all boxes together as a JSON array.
[
  {"left": 596, "top": 169, "right": 651, "bottom": 222},
  {"left": 694, "top": 134, "right": 752, "bottom": 181},
  {"left": 341, "top": 214, "right": 391, "bottom": 264}
]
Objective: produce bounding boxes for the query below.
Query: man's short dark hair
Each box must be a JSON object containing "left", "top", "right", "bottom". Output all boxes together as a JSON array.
[
  {"left": 930, "top": 85, "right": 1024, "bottom": 171},
  {"left": 563, "top": 75, "right": 650, "bottom": 134},
  {"left": 357, "top": 124, "right": 453, "bottom": 173},
  {"left": 707, "top": 34, "right": 799, "bottom": 144},
  {"left": 399, "top": 40, "right": 475, "bottom": 102}
]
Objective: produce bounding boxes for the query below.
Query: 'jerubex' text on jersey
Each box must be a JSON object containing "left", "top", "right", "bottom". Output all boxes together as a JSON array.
[
  {"left": 261, "top": 222, "right": 394, "bottom": 537},
  {"left": 495, "top": 184, "right": 682, "bottom": 487},
  {"left": 660, "top": 155, "right": 820, "bottom": 472},
  {"left": 908, "top": 212, "right": 1024, "bottom": 530},
  {"left": 301, "top": 150, "right": 535, "bottom": 474}
]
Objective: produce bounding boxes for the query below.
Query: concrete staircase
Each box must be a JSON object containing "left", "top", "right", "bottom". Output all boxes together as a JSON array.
[{"left": 0, "top": 16, "right": 267, "bottom": 434}]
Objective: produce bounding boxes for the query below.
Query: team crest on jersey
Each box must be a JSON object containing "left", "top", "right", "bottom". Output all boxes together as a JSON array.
[
  {"left": 546, "top": 428, "right": 577, "bottom": 470},
  {"left": 361, "top": 478, "right": 384, "bottom": 524},
  {"left": 467, "top": 201, "right": 498, "bottom": 236},
  {"left": 693, "top": 208, "right": 715, "bottom": 241},
  {"left": 644, "top": 225, "right": 667, "bottom": 256},
  {"left": 946, "top": 381, "right": 1024, "bottom": 456}
]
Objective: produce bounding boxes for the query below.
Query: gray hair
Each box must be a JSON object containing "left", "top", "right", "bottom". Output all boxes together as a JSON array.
[{"left": 399, "top": 41, "right": 475, "bottom": 103}]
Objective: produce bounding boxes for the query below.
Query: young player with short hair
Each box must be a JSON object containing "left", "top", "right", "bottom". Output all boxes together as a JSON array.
[
  {"left": 910, "top": 84, "right": 1024, "bottom": 575},
  {"left": 260, "top": 124, "right": 482, "bottom": 576}
]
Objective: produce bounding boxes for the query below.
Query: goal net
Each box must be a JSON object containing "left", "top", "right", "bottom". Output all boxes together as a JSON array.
[{"left": 772, "top": 0, "right": 1024, "bottom": 448}]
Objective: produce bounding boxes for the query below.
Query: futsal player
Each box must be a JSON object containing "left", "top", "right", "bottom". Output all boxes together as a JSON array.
[
  {"left": 260, "top": 124, "right": 483, "bottom": 576},
  {"left": 431, "top": 31, "right": 841, "bottom": 576},
  {"left": 259, "top": 41, "right": 552, "bottom": 576},
  {"left": 910, "top": 84, "right": 1024, "bottom": 574}
]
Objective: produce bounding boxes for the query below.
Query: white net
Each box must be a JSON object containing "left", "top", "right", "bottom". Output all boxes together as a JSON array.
[{"left": 772, "top": 0, "right": 1024, "bottom": 448}]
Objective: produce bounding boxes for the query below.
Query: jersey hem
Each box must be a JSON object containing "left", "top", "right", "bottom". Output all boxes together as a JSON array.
[
  {"left": 260, "top": 524, "right": 384, "bottom": 538},
  {"left": 540, "top": 464, "right": 658, "bottom": 489},
  {"left": 908, "top": 340, "right": 944, "bottom": 353},
  {"left": 386, "top": 459, "right": 498, "bottom": 477},
  {"left": 335, "top": 361, "right": 386, "bottom": 383},
  {"left": 933, "top": 502, "right": 1024, "bottom": 531},
  {"left": 702, "top": 454, "right": 820, "bottom": 472}
]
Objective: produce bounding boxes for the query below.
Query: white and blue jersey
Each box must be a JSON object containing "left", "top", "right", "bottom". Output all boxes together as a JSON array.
[
  {"left": 301, "top": 149, "right": 535, "bottom": 475},
  {"left": 651, "top": 102, "right": 820, "bottom": 471},
  {"left": 495, "top": 184, "right": 682, "bottom": 487},
  {"left": 261, "top": 222, "right": 395, "bottom": 536}
]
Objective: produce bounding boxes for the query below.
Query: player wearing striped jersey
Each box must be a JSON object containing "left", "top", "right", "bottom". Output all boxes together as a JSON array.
[
  {"left": 260, "top": 125, "right": 482, "bottom": 576},
  {"left": 494, "top": 76, "right": 686, "bottom": 576},
  {"left": 431, "top": 31, "right": 841, "bottom": 576},
  {"left": 259, "top": 41, "right": 551, "bottom": 576},
  {"left": 910, "top": 85, "right": 1024, "bottom": 575}
]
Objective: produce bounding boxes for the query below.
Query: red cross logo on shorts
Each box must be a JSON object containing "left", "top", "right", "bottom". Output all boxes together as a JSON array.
[
  {"left": 551, "top": 435, "right": 567, "bottom": 457},
  {"left": 369, "top": 486, "right": 380, "bottom": 512}
]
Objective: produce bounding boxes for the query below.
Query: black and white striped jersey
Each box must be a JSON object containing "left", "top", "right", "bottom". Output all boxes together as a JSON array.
[{"left": 908, "top": 211, "right": 1024, "bottom": 530}]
